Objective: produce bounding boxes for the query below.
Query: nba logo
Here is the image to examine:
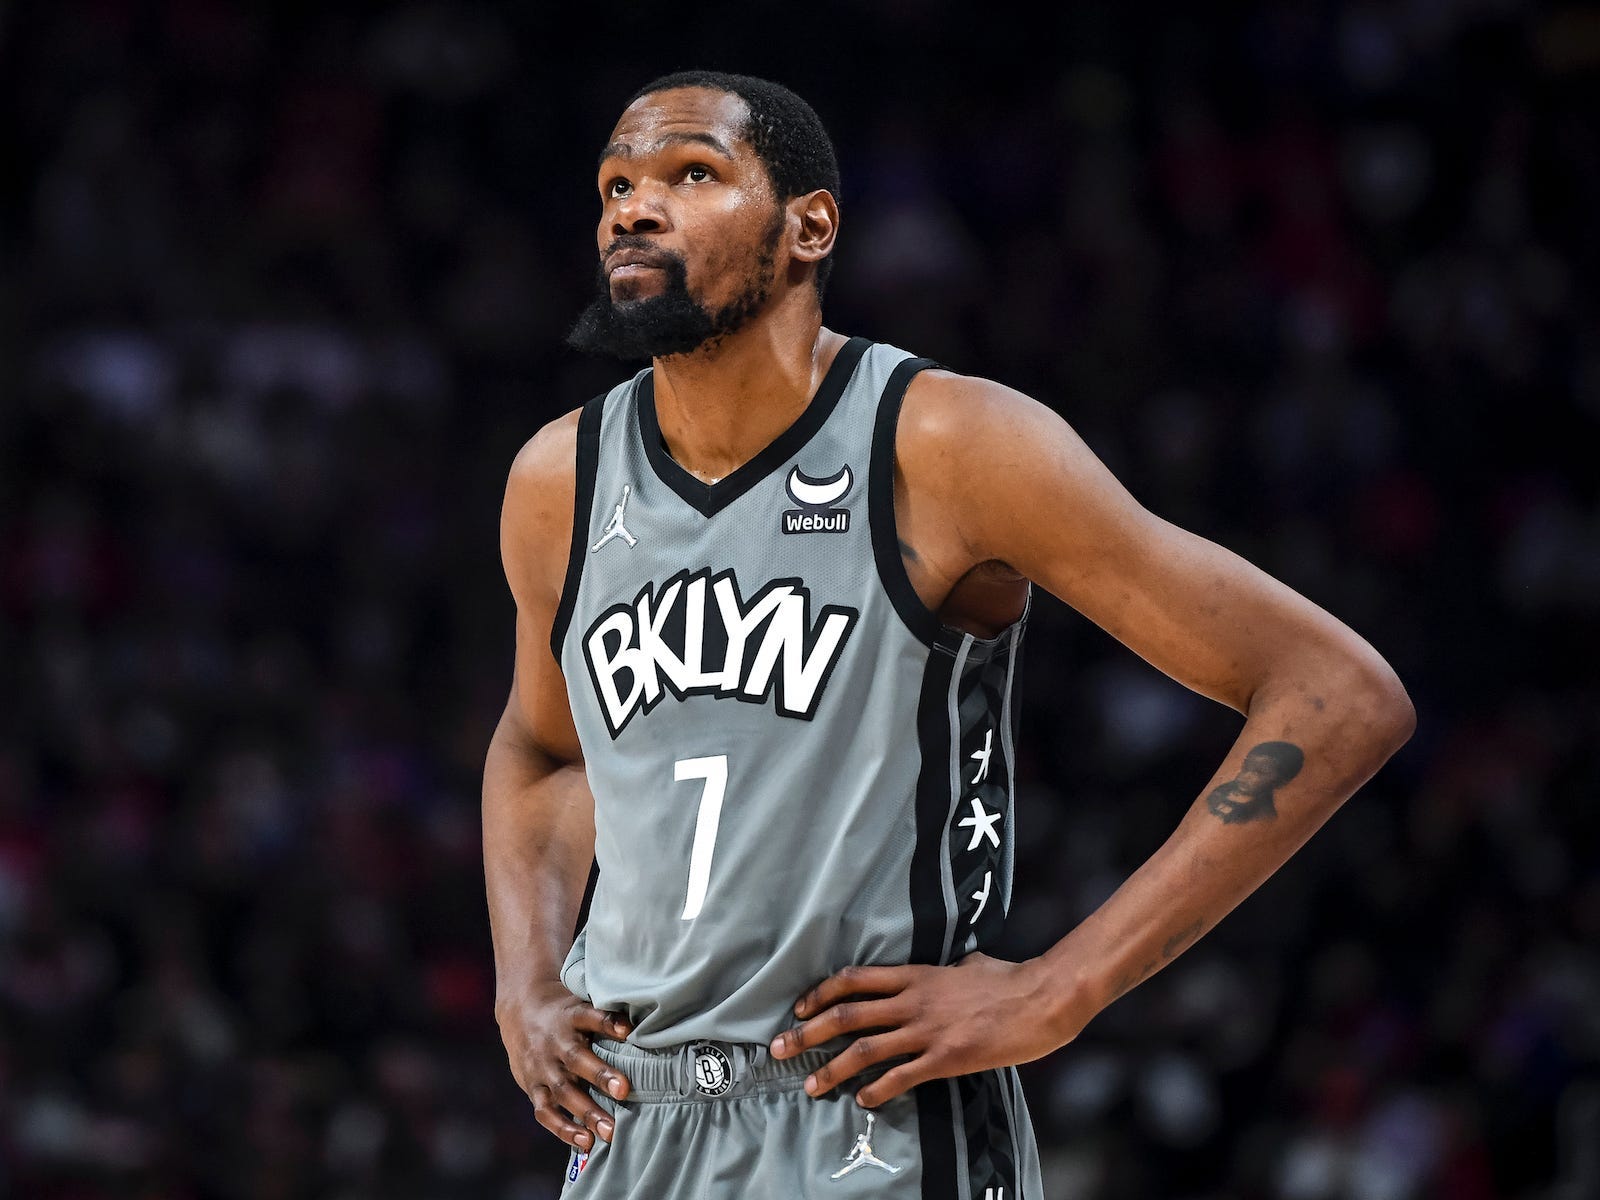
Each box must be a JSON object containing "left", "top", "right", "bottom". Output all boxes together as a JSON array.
[{"left": 568, "top": 1149, "right": 589, "bottom": 1182}]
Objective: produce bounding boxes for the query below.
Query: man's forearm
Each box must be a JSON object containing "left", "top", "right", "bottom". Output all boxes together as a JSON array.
[
  {"left": 1033, "top": 654, "right": 1414, "bottom": 1037},
  {"left": 483, "top": 716, "right": 596, "bottom": 1006}
]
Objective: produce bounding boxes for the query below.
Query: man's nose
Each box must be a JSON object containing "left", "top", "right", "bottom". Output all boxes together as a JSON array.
[{"left": 611, "top": 186, "right": 668, "bottom": 238}]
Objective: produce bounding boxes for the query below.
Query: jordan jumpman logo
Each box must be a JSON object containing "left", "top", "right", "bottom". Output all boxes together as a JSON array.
[
  {"left": 591, "top": 484, "right": 638, "bottom": 552},
  {"left": 830, "top": 1111, "right": 901, "bottom": 1179}
]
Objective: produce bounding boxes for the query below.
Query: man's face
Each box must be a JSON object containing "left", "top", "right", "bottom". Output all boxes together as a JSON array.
[
  {"left": 1236, "top": 752, "right": 1279, "bottom": 795},
  {"left": 567, "top": 87, "right": 788, "bottom": 359}
]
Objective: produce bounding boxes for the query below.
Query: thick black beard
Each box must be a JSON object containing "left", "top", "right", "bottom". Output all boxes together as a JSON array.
[{"left": 566, "top": 228, "right": 779, "bottom": 361}]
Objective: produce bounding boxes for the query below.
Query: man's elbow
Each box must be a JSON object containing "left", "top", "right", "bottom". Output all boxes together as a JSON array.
[{"left": 1352, "top": 655, "right": 1416, "bottom": 758}]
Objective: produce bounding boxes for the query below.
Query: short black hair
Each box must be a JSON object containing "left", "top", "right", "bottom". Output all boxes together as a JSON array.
[{"left": 626, "top": 70, "right": 840, "bottom": 298}]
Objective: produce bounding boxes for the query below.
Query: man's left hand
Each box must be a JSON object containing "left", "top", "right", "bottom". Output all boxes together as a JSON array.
[{"left": 768, "top": 952, "right": 1086, "bottom": 1107}]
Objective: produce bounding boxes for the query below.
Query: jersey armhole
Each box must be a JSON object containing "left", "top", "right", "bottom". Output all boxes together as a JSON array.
[
  {"left": 548, "top": 393, "right": 607, "bottom": 663},
  {"left": 869, "top": 357, "right": 952, "bottom": 650},
  {"left": 869, "top": 359, "right": 1033, "bottom": 656}
]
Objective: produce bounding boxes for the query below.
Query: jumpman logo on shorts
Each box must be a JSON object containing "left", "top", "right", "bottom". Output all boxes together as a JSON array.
[
  {"left": 830, "top": 1110, "right": 901, "bottom": 1179},
  {"left": 592, "top": 484, "right": 638, "bottom": 552}
]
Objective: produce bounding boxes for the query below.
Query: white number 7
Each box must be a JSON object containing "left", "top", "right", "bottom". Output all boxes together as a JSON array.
[{"left": 674, "top": 755, "right": 728, "bottom": 920}]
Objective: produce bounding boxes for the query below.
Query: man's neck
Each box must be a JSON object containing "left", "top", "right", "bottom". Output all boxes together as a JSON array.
[{"left": 651, "top": 306, "right": 846, "bottom": 485}]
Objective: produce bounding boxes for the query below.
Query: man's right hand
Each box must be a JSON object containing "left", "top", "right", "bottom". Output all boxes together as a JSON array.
[{"left": 496, "top": 981, "right": 634, "bottom": 1149}]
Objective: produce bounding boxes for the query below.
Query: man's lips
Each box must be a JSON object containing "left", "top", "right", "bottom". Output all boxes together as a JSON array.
[
  {"left": 609, "top": 263, "right": 665, "bottom": 281},
  {"left": 605, "top": 248, "right": 673, "bottom": 277}
]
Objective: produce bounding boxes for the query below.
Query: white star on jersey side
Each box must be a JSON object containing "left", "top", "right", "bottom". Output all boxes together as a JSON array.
[
  {"left": 958, "top": 797, "right": 1002, "bottom": 851},
  {"left": 969, "top": 728, "right": 993, "bottom": 784},
  {"left": 970, "top": 870, "right": 993, "bottom": 923}
]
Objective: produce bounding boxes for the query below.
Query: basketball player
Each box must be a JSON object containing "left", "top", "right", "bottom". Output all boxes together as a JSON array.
[{"left": 484, "top": 71, "right": 1414, "bottom": 1199}]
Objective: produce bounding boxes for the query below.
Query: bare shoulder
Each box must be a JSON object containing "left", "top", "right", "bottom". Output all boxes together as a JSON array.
[
  {"left": 501, "top": 408, "right": 583, "bottom": 611},
  {"left": 506, "top": 407, "right": 582, "bottom": 511},
  {"left": 894, "top": 364, "right": 1167, "bottom": 601},
  {"left": 896, "top": 367, "right": 1113, "bottom": 551},
  {"left": 897, "top": 368, "right": 1078, "bottom": 488},
  {"left": 900, "top": 366, "right": 1042, "bottom": 426}
]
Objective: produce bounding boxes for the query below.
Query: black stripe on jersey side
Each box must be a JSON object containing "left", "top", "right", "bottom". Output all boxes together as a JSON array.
[
  {"left": 868, "top": 356, "right": 947, "bottom": 648},
  {"left": 955, "top": 1071, "right": 1017, "bottom": 1200},
  {"left": 1000, "top": 623, "right": 1026, "bottom": 919},
  {"left": 636, "top": 335, "right": 871, "bottom": 518},
  {"left": 549, "top": 393, "right": 607, "bottom": 663},
  {"left": 909, "top": 643, "right": 957, "bottom": 967},
  {"left": 914, "top": 1079, "right": 960, "bottom": 1200},
  {"left": 947, "top": 643, "right": 1013, "bottom": 954},
  {"left": 997, "top": 1067, "right": 1026, "bottom": 1199}
]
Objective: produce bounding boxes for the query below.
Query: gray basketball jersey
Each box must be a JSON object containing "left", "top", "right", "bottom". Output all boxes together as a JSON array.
[{"left": 552, "top": 338, "right": 1028, "bottom": 1048}]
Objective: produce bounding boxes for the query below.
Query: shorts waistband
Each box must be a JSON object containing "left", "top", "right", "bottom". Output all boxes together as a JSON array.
[{"left": 591, "top": 1037, "right": 834, "bottom": 1104}]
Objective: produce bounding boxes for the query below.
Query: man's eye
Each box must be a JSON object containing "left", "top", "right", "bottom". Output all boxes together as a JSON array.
[
  {"left": 607, "top": 179, "right": 631, "bottom": 199},
  {"left": 685, "top": 165, "right": 711, "bottom": 183}
]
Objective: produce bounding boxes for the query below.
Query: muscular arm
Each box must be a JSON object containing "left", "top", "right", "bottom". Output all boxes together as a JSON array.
[
  {"left": 774, "top": 372, "right": 1414, "bottom": 1105},
  {"left": 909, "top": 372, "right": 1415, "bottom": 1019},
  {"left": 485, "top": 413, "right": 632, "bottom": 1148},
  {"left": 482, "top": 659, "right": 591, "bottom": 1005}
]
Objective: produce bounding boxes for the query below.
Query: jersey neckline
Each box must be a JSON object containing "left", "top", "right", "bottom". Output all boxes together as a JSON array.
[{"left": 635, "top": 336, "right": 873, "bottom": 518}]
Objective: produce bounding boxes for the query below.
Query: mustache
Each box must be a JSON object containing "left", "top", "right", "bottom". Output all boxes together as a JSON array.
[{"left": 601, "top": 236, "right": 686, "bottom": 270}]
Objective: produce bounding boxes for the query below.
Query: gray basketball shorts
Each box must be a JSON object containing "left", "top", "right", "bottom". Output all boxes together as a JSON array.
[{"left": 558, "top": 1037, "right": 1044, "bottom": 1199}]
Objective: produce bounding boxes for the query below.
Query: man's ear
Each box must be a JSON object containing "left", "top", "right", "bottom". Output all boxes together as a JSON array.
[{"left": 789, "top": 189, "right": 838, "bottom": 271}]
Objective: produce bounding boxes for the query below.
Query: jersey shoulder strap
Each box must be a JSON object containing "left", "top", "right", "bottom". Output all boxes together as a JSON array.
[
  {"left": 867, "top": 354, "right": 947, "bottom": 648},
  {"left": 549, "top": 390, "right": 609, "bottom": 661}
]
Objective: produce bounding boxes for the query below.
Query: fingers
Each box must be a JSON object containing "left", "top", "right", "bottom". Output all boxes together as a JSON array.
[
  {"left": 855, "top": 1058, "right": 936, "bottom": 1108},
  {"left": 528, "top": 1076, "right": 620, "bottom": 1151},
  {"left": 802, "top": 1028, "right": 922, "bottom": 1097},
  {"left": 529, "top": 1084, "right": 595, "bottom": 1150},
  {"left": 571, "top": 1004, "right": 634, "bottom": 1042},
  {"left": 517, "top": 1002, "right": 634, "bottom": 1149},
  {"left": 562, "top": 1038, "right": 632, "bottom": 1101},
  {"left": 554, "top": 1079, "right": 616, "bottom": 1142},
  {"left": 793, "top": 964, "right": 915, "bottom": 1021},
  {"left": 771, "top": 995, "right": 907, "bottom": 1059}
]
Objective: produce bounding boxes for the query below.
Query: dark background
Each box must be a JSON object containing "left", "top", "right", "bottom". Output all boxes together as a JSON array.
[{"left": 2, "top": 2, "right": 1597, "bottom": 1198}]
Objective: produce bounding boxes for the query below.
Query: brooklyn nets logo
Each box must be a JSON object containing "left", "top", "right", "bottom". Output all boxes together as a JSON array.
[
  {"left": 691, "top": 1045, "right": 734, "bottom": 1097},
  {"left": 782, "top": 464, "right": 852, "bottom": 534},
  {"left": 582, "top": 568, "right": 859, "bottom": 738}
]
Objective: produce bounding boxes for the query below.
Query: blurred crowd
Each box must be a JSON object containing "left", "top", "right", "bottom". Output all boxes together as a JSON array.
[{"left": 2, "top": 2, "right": 1597, "bottom": 1198}]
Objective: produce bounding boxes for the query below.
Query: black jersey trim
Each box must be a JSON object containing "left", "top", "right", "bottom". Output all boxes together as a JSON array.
[
  {"left": 946, "top": 635, "right": 1019, "bottom": 956},
  {"left": 636, "top": 336, "right": 872, "bottom": 518},
  {"left": 955, "top": 1070, "right": 1018, "bottom": 1199},
  {"left": 870, "top": 357, "right": 945, "bottom": 648},
  {"left": 915, "top": 1079, "right": 961, "bottom": 1200},
  {"left": 870, "top": 359, "right": 1031, "bottom": 658},
  {"left": 915, "top": 1072, "right": 1020, "bottom": 1200},
  {"left": 909, "top": 646, "right": 958, "bottom": 965},
  {"left": 549, "top": 393, "right": 607, "bottom": 663}
]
